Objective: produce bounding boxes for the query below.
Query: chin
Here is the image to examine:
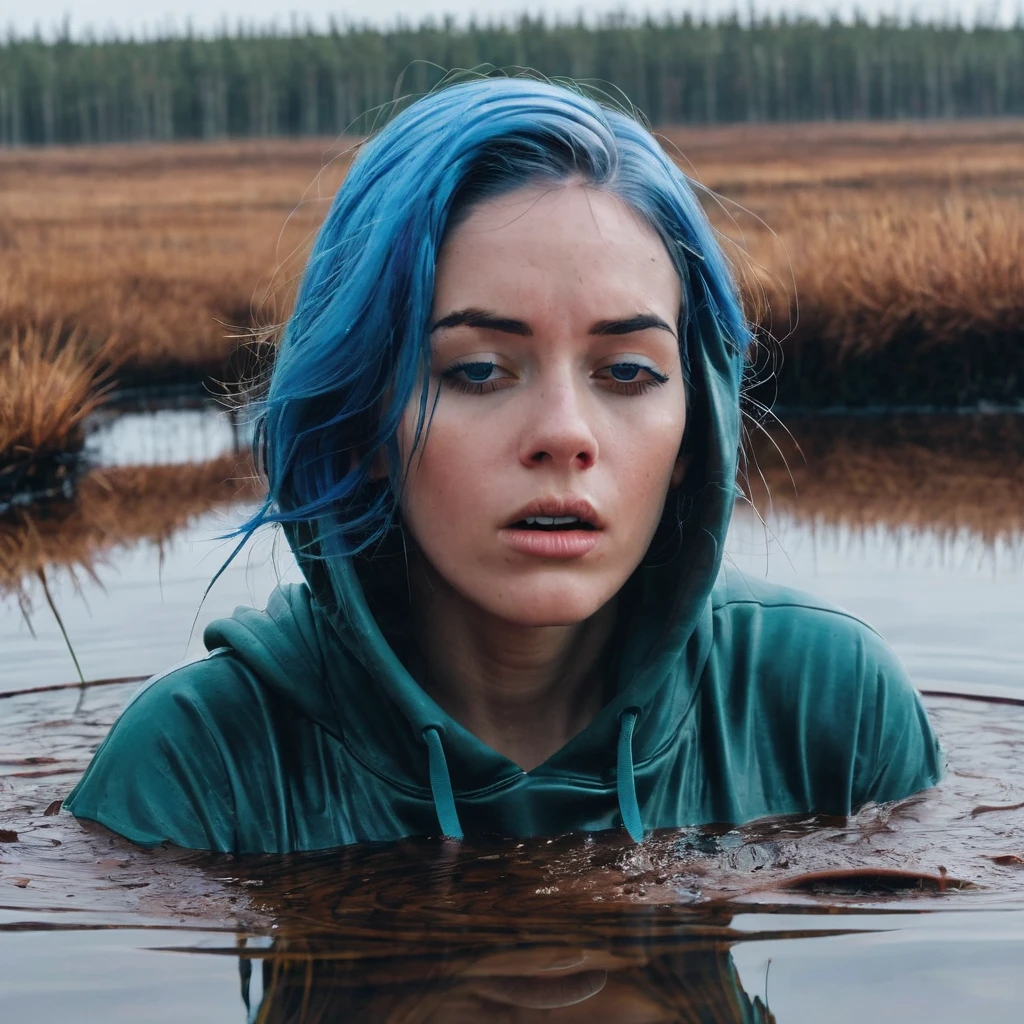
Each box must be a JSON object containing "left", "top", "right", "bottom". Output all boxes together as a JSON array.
[{"left": 477, "top": 577, "right": 614, "bottom": 628}]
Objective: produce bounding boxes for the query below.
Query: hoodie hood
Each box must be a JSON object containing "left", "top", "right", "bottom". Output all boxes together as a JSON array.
[{"left": 206, "top": 314, "right": 744, "bottom": 841}]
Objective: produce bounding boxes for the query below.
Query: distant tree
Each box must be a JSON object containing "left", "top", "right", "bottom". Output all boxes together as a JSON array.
[{"left": 1, "top": 14, "right": 1022, "bottom": 145}]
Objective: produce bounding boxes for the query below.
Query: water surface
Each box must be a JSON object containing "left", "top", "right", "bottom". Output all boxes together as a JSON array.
[{"left": 2, "top": 405, "right": 1023, "bottom": 1021}]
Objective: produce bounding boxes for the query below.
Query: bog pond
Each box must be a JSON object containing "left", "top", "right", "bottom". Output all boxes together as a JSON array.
[{"left": 1, "top": 401, "right": 1023, "bottom": 1022}]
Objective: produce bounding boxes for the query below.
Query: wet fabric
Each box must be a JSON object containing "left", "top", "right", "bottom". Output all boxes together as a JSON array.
[{"left": 65, "top": 298, "right": 944, "bottom": 853}]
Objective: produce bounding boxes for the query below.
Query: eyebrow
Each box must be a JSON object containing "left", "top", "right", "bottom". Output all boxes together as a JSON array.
[{"left": 429, "top": 308, "right": 676, "bottom": 338}]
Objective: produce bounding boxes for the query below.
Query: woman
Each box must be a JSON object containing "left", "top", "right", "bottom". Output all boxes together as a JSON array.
[{"left": 66, "top": 78, "right": 943, "bottom": 853}]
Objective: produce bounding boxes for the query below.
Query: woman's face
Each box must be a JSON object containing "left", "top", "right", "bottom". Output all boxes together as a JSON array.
[{"left": 398, "top": 183, "right": 687, "bottom": 627}]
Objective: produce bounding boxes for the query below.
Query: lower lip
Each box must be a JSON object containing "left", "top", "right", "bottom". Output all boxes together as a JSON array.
[{"left": 501, "top": 528, "right": 602, "bottom": 559}]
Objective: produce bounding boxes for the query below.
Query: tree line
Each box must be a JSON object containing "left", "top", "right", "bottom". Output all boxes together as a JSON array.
[{"left": 2, "top": 14, "right": 1024, "bottom": 145}]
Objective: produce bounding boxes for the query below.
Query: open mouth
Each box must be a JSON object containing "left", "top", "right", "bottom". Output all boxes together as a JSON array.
[{"left": 510, "top": 516, "right": 597, "bottom": 532}]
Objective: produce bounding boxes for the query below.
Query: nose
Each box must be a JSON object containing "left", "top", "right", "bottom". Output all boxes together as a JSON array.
[{"left": 518, "top": 376, "right": 598, "bottom": 472}]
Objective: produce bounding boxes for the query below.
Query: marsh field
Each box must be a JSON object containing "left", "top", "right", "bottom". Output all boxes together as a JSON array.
[
  {"left": 3, "top": 117, "right": 1024, "bottom": 473},
  {"left": 2, "top": 118, "right": 1024, "bottom": 1022}
]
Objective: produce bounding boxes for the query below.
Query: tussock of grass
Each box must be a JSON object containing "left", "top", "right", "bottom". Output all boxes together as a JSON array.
[{"left": 0, "top": 325, "right": 118, "bottom": 470}]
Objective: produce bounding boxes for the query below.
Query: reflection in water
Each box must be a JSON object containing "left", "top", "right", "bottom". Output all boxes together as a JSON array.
[
  {"left": 2, "top": 680, "right": 1024, "bottom": 1020},
  {"left": 746, "top": 413, "right": 1024, "bottom": 545},
  {"left": 2, "top": 411, "right": 1021, "bottom": 605},
  {"left": 244, "top": 930, "right": 773, "bottom": 1023},
  {"left": 84, "top": 402, "right": 252, "bottom": 467},
  {"left": 0, "top": 452, "right": 259, "bottom": 601}
]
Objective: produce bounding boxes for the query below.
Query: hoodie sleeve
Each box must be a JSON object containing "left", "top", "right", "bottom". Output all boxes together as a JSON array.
[{"left": 63, "top": 661, "right": 237, "bottom": 853}]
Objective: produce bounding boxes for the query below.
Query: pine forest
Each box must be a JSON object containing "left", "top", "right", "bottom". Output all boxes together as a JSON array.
[{"left": 2, "top": 14, "right": 1024, "bottom": 145}]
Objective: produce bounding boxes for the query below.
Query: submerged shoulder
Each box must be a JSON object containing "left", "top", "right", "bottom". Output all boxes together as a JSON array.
[
  {"left": 711, "top": 564, "right": 894, "bottom": 667},
  {"left": 64, "top": 652, "right": 263, "bottom": 851},
  {"left": 708, "top": 564, "right": 944, "bottom": 807}
]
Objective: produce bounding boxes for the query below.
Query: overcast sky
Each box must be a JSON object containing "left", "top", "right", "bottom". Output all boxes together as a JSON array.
[{"left": 7, "top": 1, "right": 1020, "bottom": 39}]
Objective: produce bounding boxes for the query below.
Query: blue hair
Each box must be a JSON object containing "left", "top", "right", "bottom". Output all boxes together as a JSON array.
[{"left": 241, "top": 77, "right": 752, "bottom": 561}]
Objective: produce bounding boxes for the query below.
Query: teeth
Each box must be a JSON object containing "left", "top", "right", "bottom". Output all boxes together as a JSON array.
[{"left": 524, "top": 515, "right": 581, "bottom": 526}]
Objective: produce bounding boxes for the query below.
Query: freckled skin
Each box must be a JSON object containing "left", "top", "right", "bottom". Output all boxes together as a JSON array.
[{"left": 398, "top": 184, "right": 687, "bottom": 629}]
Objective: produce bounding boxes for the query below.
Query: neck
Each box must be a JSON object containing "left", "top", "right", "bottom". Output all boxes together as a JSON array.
[{"left": 410, "top": 563, "right": 616, "bottom": 771}]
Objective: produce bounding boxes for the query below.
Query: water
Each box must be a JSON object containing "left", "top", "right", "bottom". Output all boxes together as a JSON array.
[
  {"left": 1, "top": 404, "right": 1023, "bottom": 1020},
  {"left": 2, "top": 410, "right": 1021, "bottom": 698}
]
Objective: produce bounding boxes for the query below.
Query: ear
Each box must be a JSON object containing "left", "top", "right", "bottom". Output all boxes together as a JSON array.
[{"left": 670, "top": 451, "right": 691, "bottom": 490}]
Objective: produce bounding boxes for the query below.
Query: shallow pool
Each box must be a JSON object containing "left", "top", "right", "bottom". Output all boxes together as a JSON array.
[{"left": 1, "top": 406, "right": 1022, "bottom": 1020}]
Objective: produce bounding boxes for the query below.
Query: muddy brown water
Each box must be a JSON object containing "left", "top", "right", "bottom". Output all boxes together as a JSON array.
[{"left": 1, "top": 407, "right": 1023, "bottom": 1021}]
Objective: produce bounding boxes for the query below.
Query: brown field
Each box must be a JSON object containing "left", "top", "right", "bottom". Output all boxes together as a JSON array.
[
  {"left": 0, "top": 139, "right": 353, "bottom": 378},
  {"left": 666, "top": 120, "right": 1024, "bottom": 362},
  {"left": 1, "top": 119, "right": 1023, "bottom": 464}
]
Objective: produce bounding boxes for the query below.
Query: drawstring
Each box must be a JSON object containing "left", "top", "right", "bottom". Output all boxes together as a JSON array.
[
  {"left": 617, "top": 709, "right": 644, "bottom": 843},
  {"left": 422, "top": 726, "right": 464, "bottom": 839},
  {"left": 422, "top": 716, "right": 641, "bottom": 844}
]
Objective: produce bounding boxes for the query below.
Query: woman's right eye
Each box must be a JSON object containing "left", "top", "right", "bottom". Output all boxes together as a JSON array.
[{"left": 440, "top": 361, "right": 513, "bottom": 394}]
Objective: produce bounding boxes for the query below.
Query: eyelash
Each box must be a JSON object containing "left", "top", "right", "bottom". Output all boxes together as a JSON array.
[{"left": 440, "top": 361, "right": 670, "bottom": 396}]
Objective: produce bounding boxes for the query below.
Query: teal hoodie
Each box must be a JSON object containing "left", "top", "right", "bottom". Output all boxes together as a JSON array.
[{"left": 65, "top": 340, "right": 944, "bottom": 853}]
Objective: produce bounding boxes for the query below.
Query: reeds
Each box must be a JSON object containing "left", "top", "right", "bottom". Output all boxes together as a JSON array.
[
  {"left": 1, "top": 118, "right": 1022, "bottom": 455},
  {"left": 0, "top": 139, "right": 352, "bottom": 383},
  {"left": 0, "top": 325, "right": 120, "bottom": 504},
  {"left": 664, "top": 120, "right": 1024, "bottom": 406},
  {"left": 760, "top": 193, "right": 1024, "bottom": 353}
]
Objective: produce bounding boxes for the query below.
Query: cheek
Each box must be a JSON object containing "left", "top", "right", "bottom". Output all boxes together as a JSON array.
[
  {"left": 612, "top": 402, "right": 687, "bottom": 494},
  {"left": 397, "top": 410, "right": 492, "bottom": 533}
]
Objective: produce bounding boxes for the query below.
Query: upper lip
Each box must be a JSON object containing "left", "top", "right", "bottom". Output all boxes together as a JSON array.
[{"left": 504, "top": 496, "right": 605, "bottom": 529}]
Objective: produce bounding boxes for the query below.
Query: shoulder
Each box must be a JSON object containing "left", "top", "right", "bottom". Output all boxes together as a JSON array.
[
  {"left": 712, "top": 563, "right": 871, "bottom": 630},
  {"left": 64, "top": 652, "right": 260, "bottom": 852},
  {"left": 710, "top": 564, "right": 897, "bottom": 692},
  {"left": 121, "top": 648, "right": 276, "bottom": 729},
  {"left": 707, "top": 564, "right": 944, "bottom": 809}
]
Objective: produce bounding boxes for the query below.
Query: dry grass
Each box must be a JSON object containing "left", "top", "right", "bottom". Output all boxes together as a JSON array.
[
  {"left": 658, "top": 119, "right": 1024, "bottom": 400},
  {"left": 0, "top": 139, "right": 354, "bottom": 377},
  {"left": 1, "top": 118, "right": 1022, "bottom": 444},
  {"left": 0, "top": 324, "right": 118, "bottom": 469},
  {"left": 753, "top": 193, "right": 1024, "bottom": 354},
  {"left": 0, "top": 452, "right": 260, "bottom": 600}
]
